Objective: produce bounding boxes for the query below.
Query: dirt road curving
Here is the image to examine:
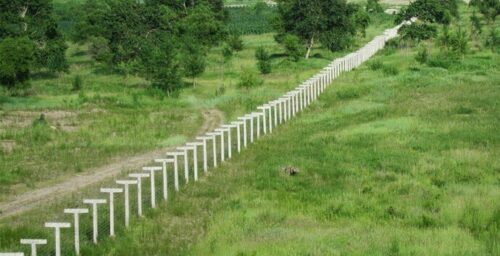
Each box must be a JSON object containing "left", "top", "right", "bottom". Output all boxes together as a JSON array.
[{"left": 0, "top": 109, "right": 224, "bottom": 219}]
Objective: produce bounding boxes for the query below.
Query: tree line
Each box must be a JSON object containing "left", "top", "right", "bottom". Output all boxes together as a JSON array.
[{"left": 4, "top": 0, "right": 493, "bottom": 94}]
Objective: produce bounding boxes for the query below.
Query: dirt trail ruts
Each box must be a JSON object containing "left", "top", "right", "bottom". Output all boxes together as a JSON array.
[{"left": 0, "top": 109, "right": 224, "bottom": 219}]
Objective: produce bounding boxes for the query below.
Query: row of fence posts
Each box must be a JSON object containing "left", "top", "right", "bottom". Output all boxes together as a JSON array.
[{"left": 0, "top": 19, "right": 414, "bottom": 256}]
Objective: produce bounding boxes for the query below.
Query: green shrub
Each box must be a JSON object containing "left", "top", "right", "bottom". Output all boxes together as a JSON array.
[
  {"left": 382, "top": 65, "right": 400, "bottom": 75},
  {"left": 415, "top": 46, "right": 429, "bottom": 64},
  {"left": 399, "top": 23, "right": 438, "bottom": 42},
  {"left": 366, "top": 0, "right": 384, "bottom": 13},
  {"left": 255, "top": 47, "right": 272, "bottom": 74},
  {"left": 283, "top": 34, "right": 304, "bottom": 62},
  {"left": 227, "top": 35, "right": 244, "bottom": 52},
  {"left": 72, "top": 75, "right": 83, "bottom": 91},
  {"left": 485, "top": 26, "right": 499, "bottom": 52},
  {"left": 439, "top": 26, "right": 468, "bottom": 56},
  {"left": 427, "top": 54, "right": 457, "bottom": 68},
  {"left": 0, "top": 37, "right": 35, "bottom": 89},
  {"left": 369, "top": 60, "right": 384, "bottom": 70},
  {"left": 215, "top": 85, "right": 226, "bottom": 96},
  {"left": 238, "top": 68, "right": 263, "bottom": 89}
]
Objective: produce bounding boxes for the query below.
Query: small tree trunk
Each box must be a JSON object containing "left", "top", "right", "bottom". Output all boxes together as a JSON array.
[
  {"left": 305, "top": 36, "right": 314, "bottom": 59},
  {"left": 20, "top": 6, "right": 28, "bottom": 32}
]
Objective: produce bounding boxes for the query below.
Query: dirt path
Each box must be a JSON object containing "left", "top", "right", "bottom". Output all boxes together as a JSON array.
[{"left": 0, "top": 109, "right": 224, "bottom": 219}]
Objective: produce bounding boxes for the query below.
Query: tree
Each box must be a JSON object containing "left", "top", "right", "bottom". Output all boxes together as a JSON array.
[
  {"left": 396, "top": 0, "right": 458, "bottom": 25},
  {"left": 237, "top": 68, "right": 263, "bottom": 89},
  {"left": 470, "top": 0, "right": 500, "bottom": 23},
  {"left": 76, "top": 0, "right": 227, "bottom": 92},
  {"left": 0, "top": 0, "right": 68, "bottom": 75},
  {"left": 470, "top": 11, "right": 483, "bottom": 40},
  {"left": 182, "top": 40, "right": 206, "bottom": 87},
  {"left": 255, "top": 47, "right": 272, "bottom": 74},
  {"left": 399, "top": 22, "right": 438, "bottom": 42},
  {"left": 227, "top": 34, "right": 244, "bottom": 52},
  {"left": 140, "top": 36, "right": 182, "bottom": 93},
  {"left": 355, "top": 6, "right": 370, "bottom": 37},
  {"left": 366, "top": 0, "right": 383, "bottom": 13},
  {"left": 0, "top": 37, "right": 34, "bottom": 89},
  {"left": 275, "top": 0, "right": 361, "bottom": 59},
  {"left": 283, "top": 34, "right": 304, "bottom": 62}
]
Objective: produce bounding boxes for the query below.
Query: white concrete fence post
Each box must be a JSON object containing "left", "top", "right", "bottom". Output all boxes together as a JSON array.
[
  {"left": 116, "top": 180, "right": 137, "bottom": 227},
  {"left": 186, "top": 142, "right": 203, "bottom": 180},
  {"left": 195, "top": 136, "right": 211, "bottom": 173},
  {"left": 20, "top": 239, "right": 46, "bottom": 256},
  {"left": 100, "top": 188, "right": 123, "bottom": 237},
  {"left": 237, "top": 116, "right": 250, "bottom": 148},
  {"left": 129, "top": 172, "right": 149, "bottom": 216},
  {"left": 221, "top": 125, "right": 236, "bottom": 158},
  {"left": 154, "top": 158, "right": 174, "bottom": 200},
  {"left": 44, "top": 222, "right": 71, "bottom": 256},
  {"left": 166, "top": 152, "right": 183, "bottom": 191},
  {"left": 206, "top": 131, "right": 223, "bottom": 163},
  {"left": 143, "top": 166, "right": 163, "bottom": 208},
  {"left": 231, "top": 121, "right": 243, "bottom": 153},
  {"left": 63, "top": 208, "right": 88, "bottom": 255},
  {"left": 83, "top": 199, "right": 106, "bottom": 244},
  {"left": 177, "top": 147, "right": 190, "bottom": 183},
  {"left": 213, "top": 129, "right": 227, "bottom": 161}
]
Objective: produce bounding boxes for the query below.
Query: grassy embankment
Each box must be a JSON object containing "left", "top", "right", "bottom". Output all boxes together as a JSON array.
[{"left": 78, "top": 4, "right": 499, "bottom": 256}]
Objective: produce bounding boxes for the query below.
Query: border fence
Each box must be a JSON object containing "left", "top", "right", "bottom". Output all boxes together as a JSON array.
[{"left": 0, "top": 18, "right": 415, "bottom": 256}]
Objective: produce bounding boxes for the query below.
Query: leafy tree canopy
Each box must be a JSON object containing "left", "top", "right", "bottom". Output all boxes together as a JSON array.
[
  {"left": 75, "top": 0, "right": 227, "bottom": 92},
  {"left": 274, "top": 0, "right": 364, "bottom": 59},
  {"left": 396, "top": 0, "right": 459, "bottom": 25},
  {"left": 0, "top": 0, "right": 68, "bottom": 81}
]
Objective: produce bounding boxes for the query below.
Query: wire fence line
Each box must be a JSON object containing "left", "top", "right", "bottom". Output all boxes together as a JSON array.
[{"left": 0, "top": 19, "right": 415, "bottom": 256}]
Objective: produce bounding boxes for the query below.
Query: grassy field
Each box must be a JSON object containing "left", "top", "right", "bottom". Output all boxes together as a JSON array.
[
  {"left": 1, "top": 3, "right": 498, "bottom": 255},
  {"left": 0, "top": 4, "right": 393, "bottom": 204},
  {"left": 82, "top": 9, "right": 499, "bottom": 254}
]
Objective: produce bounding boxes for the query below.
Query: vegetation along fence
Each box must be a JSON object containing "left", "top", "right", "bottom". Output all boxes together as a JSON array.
[{"left": 0, "top": 19, "right": 415, "bottom": 256}]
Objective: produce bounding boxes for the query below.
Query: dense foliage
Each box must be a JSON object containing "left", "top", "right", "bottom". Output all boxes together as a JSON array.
[
  {"left": 396, "top": 0, "right": 459, "bottom": 25},
  {"left": 274, "top": 0, "right": 368, "bottom": 59},
  {"left": 255, "top": 46, "right": 272, "bottom": 74},
  {"left": 0, "top": 0, "right": 68, "bottom": 88},
  {"left": 75, "top": 0, "right": 227, "bottom": 92}
]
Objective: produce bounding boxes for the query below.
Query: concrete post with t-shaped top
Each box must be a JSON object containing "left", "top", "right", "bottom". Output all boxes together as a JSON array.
[
  {"left": 237, "top": 116, "right": 251, "bottom": 147},
  {"left": 186, "top": 142, "right": 203, "bottom": 181},
  {"left": 257, "top": 105, "right": 270, "bottom": 134},
  {"left": 129, "top": 173, "right": 149, "bottom": 216},
  {"left": 231, "top": 121, "right": 244, "bottom": 153},
  {"left": 195, "top": 136, "right": 211, "bottom": 173},
  {"left": 166, "top": 152, "right": 183, "bottom": 191},
  {"left": 253, "top": 112, "right": 264, "bottom": 138},
  {"left": 83, "top": 199, "right": 106, "bottom": 244},
  {"left": 154, "top": 158, "right": 174, "bottom": 200},
  {"left": 20, "top": 239, "right": 46, "bottom": 256},
  {"left": 176, "top": 146, "right": 190, "bottom": 184},
  {"left": 44, "top": 222, "right": 71, "bottom": 256},
  {"left": 214, "top": 128, "right": 229, "bottom": 160},
  {"left": 63, "top": 208, "right": 88, "bottom": 255},
  {"left": 100, "top": 188, "right": 123, "bottom": 237},
  {"left": 221, "top": 125, "right": 236, "bottom": 158},
  {"left": 203, "top": 134, "right": 217, "bottom": 167},
  {"left": 206, "top": 131, "right": 224, "bottom": 162},
  {"left": 115, "top": 180, "right": 137, "bottom": 227},
  {"left": 143, "top": 166, "right": 162, "bottom": 208}
]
